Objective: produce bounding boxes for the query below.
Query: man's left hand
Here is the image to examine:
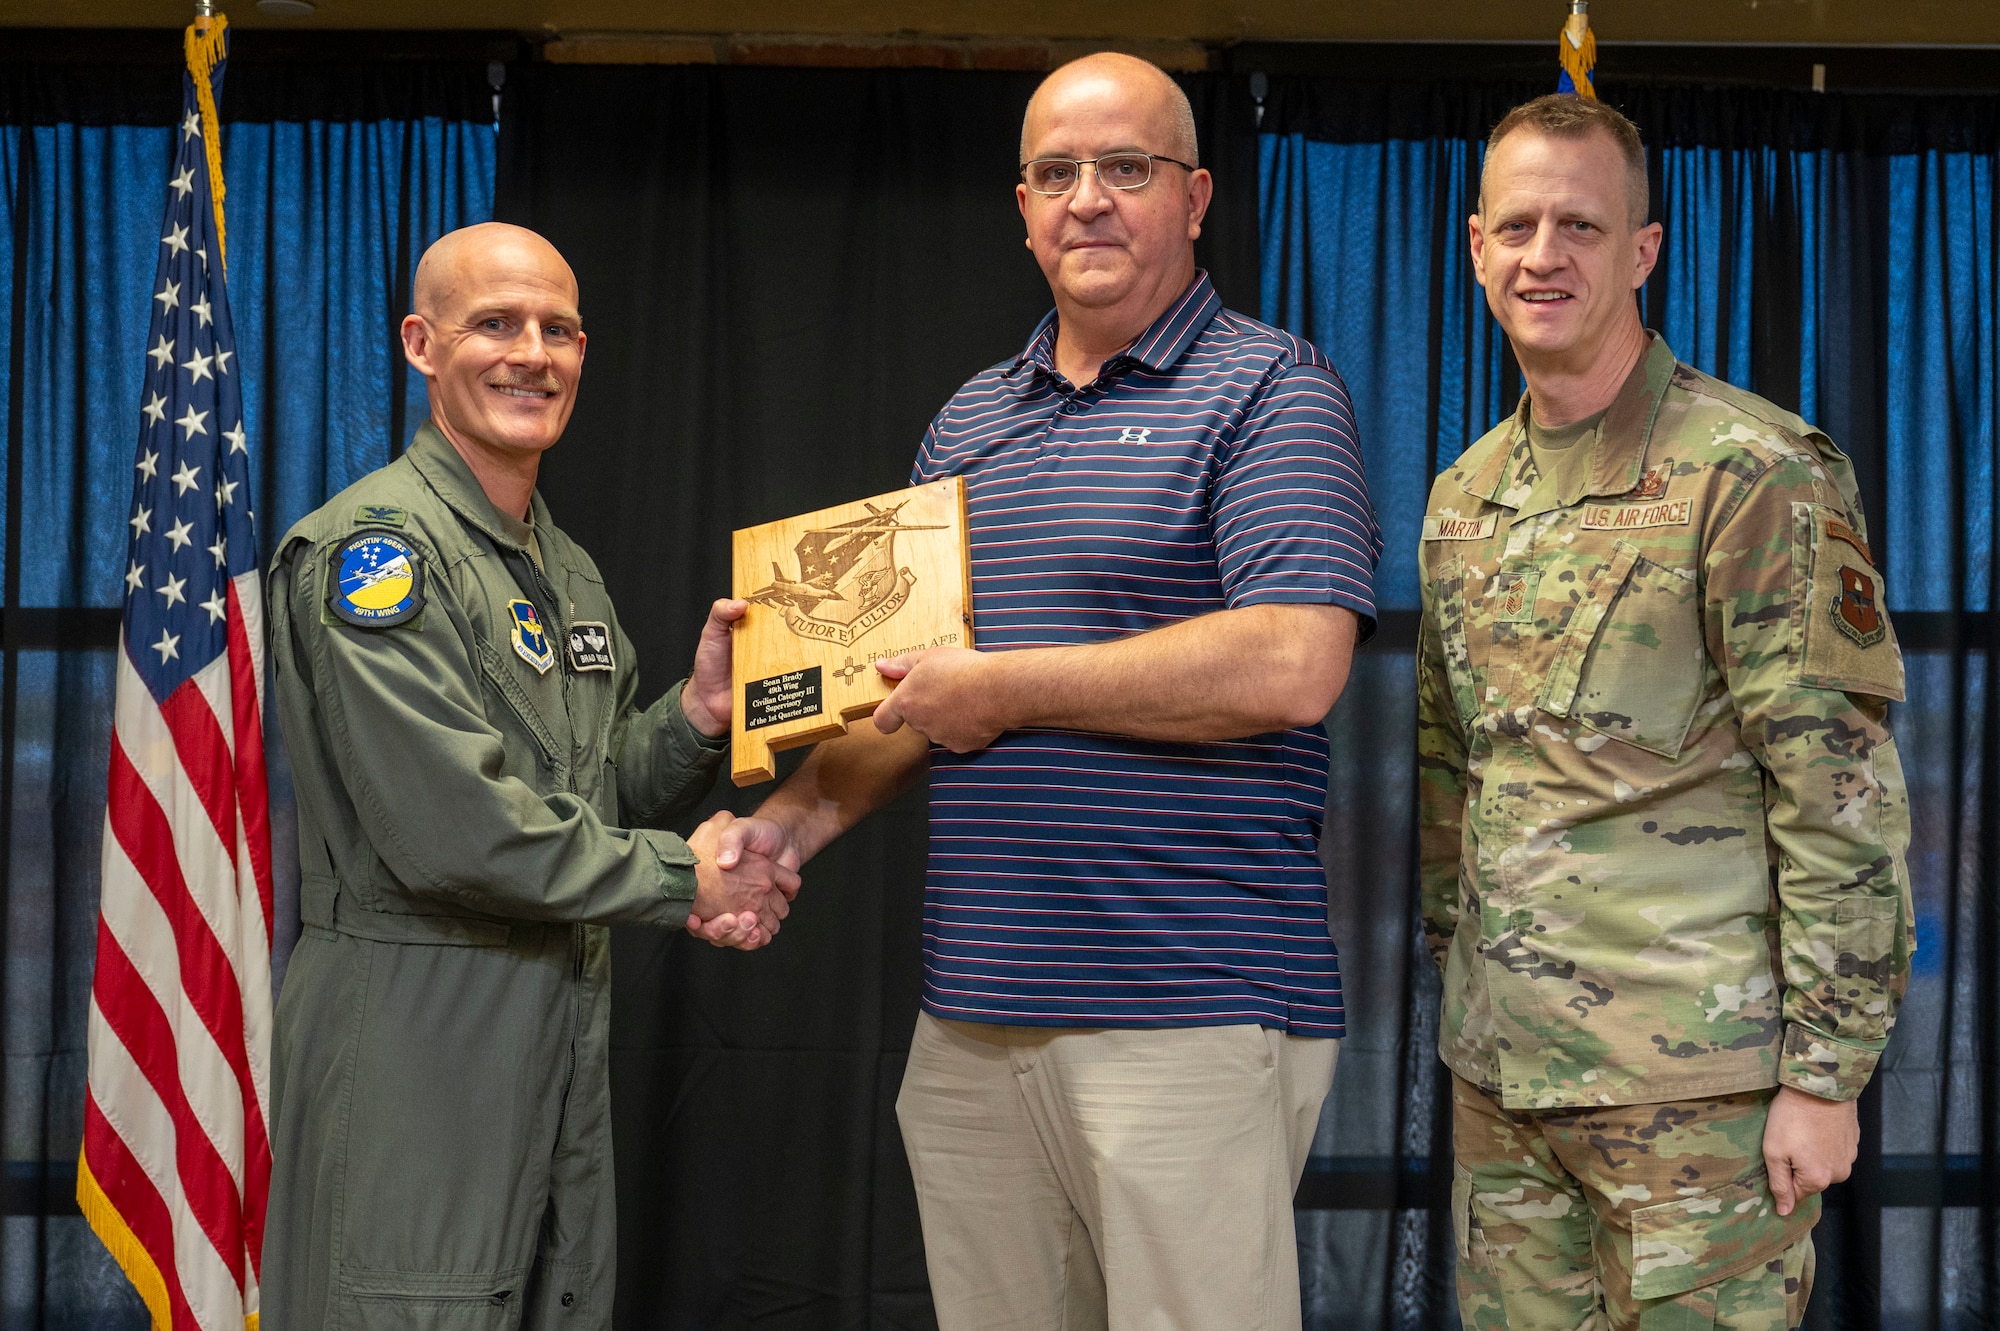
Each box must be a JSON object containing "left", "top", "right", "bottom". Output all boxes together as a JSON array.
[
  {"left": 681, "top": 597, "right": 747, "bottom": 739},
  {"left": 873, "top": 648, "right": 1005, "bottom": 753},
  {"left": 1763, "top": 1084, "right": 1859, "bottom": 1217}
]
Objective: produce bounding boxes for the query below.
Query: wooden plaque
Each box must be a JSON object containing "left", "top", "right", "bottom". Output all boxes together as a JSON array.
[{"left": 730, "top": 477, "right": 972, "bottom": 786}]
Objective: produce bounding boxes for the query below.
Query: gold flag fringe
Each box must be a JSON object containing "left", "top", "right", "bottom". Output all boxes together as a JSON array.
[
  {"left": 1560, "top": 8, "right": 1598, "bottom": 101},
  {"left": 183, "top": 14, "right": 230, "bottom": 271},
  {"left": 77, "top": 1147, "right": 174, "bottom": 1331}
]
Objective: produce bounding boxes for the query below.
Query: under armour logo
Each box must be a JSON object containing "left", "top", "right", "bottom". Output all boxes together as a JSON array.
[{"left": 1114, "top": 427, "right": 1153, "bottom": 445}]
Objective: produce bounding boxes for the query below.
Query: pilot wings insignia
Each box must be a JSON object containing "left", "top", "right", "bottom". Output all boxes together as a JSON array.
[{"left": 745, "top": 501, "right": 944, "bottom": 647}]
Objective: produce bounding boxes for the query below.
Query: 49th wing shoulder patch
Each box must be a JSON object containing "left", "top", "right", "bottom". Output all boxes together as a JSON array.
[{"left": 327, "top": 531, "right": 424, "bottom": 628}]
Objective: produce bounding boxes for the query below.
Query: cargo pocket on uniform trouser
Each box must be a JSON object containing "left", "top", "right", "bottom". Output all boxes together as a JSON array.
[
  {"left": 1451, "top": 1161, "right": 1479, "bottom": 1264},
  {"left": 1450, "top": 1160, "right": 1512, "bottom": 1331},
  {"left": 1630, "top": 1173, "right": 1813, "bottom": 1331},
  {"left": 1546, "top": 541, "right": 1709, "bottom": 759},
  {"left": 339, "top": 1269, "right": 528, "bottom": 1330}
]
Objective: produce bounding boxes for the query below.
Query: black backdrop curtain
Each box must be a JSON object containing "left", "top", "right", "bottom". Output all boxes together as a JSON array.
[
  {"left": 494, "top": 63, "right": 1261, "bottom": 1328},
  {"left": 498, "top": 60, "right": 2000, "bottom": 1331}
]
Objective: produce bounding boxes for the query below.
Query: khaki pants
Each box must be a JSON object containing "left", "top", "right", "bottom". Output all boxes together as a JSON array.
[{"left": 895, "top": 1013, "right": 1338, "bottom": 1331}]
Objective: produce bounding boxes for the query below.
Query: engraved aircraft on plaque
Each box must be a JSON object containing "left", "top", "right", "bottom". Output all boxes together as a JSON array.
[{"left": 730, "top": 478, "right": 972, "bottom": 785}]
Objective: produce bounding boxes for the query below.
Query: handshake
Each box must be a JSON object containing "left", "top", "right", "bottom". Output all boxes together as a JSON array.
[{"left": 683, "top": 809, "right": 801, "bottom": 950}]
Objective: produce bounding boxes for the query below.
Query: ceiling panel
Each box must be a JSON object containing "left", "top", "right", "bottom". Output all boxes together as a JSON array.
[{"left": 6, "top": 0, "right": 2000, "bottom": 45}]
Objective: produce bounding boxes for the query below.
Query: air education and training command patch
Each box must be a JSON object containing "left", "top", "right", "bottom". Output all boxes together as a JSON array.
[
  {"left": 508, "top": 599, "right": 556, "bottom": 674},
  {"left": 328, "top": 531, "right": 424, "bottom": 628}
]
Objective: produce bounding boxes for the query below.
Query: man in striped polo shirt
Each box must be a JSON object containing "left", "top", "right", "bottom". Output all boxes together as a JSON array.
[{"left": 728, "top": 53, "right": 1380, "bottom": 1329}]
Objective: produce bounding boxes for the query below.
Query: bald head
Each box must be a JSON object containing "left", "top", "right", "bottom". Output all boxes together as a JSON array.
[
  {"left": 1020, "top": 53, "right": 1197, "bottom": 169},
  {"left": 401, "top": 222, "right": 587, "bottom": 492},
  {"left": 413, "top": 222, "right": 579, "bottom": 324}
]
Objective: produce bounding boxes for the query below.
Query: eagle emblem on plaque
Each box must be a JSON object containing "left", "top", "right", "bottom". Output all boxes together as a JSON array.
[{"left": 745, "top": 501, "right": 945, "bottom": 648}]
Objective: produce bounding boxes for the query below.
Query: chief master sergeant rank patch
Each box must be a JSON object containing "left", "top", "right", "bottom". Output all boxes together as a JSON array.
[{"left": 328, "top": 531, "right": 424, "bottom": 629}]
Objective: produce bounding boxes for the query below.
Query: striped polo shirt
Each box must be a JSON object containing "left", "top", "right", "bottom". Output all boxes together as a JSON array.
[{"left": 909, "top": 273, "right": 1380, "bottom": 1037}]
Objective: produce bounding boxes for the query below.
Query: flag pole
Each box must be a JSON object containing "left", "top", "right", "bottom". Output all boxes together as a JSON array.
[{"left": 81, "top": 6, "right": 274, "bottom": 1326}]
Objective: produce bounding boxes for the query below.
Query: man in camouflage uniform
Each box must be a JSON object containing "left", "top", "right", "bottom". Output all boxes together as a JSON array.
[{"left": 1418, "top": 96, "right": 1913, "bottom": 1329}]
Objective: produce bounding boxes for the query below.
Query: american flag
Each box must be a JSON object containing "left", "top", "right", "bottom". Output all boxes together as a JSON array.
[{"left": 79, "top": 17, "right": 275, "bottom": 1331}]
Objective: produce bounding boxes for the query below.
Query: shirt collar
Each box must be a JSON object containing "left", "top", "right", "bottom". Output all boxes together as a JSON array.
[
  {"left": 407, "top": 419, "right": 551, "bottom": 549},
  {"left": 1461, "top": 332, "right": 1679, "bottom": 509},
  {"left": 1004, "top": 270, "right": 1222, "bottom": 381}
]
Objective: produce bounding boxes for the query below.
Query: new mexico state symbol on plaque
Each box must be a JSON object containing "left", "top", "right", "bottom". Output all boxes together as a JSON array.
[{"left": 730, "top": 477, "right": 973, "bottom": 785}]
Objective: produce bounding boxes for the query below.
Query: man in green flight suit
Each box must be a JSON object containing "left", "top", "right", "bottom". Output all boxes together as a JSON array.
[
  {"left": 263, "top": 222, "right": 799, "bottom": 1329},
  {"left": 1417, "top": 97, "right": 1914, "bottom": 1329}
]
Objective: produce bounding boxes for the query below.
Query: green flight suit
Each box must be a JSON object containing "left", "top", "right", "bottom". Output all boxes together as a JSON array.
[{"left": 263, "top": 422, "right": 725, "bottom": 1330}]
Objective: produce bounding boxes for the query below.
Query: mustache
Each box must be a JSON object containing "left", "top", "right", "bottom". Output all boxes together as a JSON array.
[{"left": 486, "top": 374, "right": 563, "bottom": 393}]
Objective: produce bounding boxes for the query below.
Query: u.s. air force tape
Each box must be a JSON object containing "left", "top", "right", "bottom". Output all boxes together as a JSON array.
[{"left": 328, "top": 531, "right": 425, "bottom": 628}]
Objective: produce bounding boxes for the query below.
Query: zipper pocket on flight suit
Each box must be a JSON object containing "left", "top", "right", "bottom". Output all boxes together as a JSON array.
[
  {"left": 547, "top": 927, "right": 585, "bottom": 1159},
  {"left": 522, "top": 556, "right": 591, "bottom": 794},
  {"left": 475, "top": 638, "right": 566, "bottom": 775}
]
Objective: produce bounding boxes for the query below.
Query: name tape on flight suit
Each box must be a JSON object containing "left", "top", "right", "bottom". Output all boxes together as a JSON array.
[{"left": 566, "top": 620, "right": 615, "bottom": 672}]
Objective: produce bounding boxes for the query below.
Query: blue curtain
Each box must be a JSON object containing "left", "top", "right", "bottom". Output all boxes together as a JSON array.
[
  {"left": 0, "top": 63, "right": 494, "bottom": 1327},
  {"left": 1263, "top": 81, "right": 2000, "bottom": 1331}
]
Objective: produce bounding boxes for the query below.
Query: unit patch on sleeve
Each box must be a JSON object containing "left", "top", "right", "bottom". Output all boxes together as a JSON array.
[
  {"left": 327, "top": 531, "right": 424, "bottom": 628},
  {"left": 1832, "top": 564, "right": 1887, "bottom": 648},
  {"left": 507, "top": 599, "right": 556, "bottom": 674},
  {"left": 1791, "top": 500, "right": 1904, "bottom": 699},
  {"left": 566, "top": 620, "right": 615, "bottom": 672}
]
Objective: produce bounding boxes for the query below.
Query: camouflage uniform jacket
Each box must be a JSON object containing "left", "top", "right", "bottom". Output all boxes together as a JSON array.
[{"left": 1417, "top": 334, "right": 1914, "bottom": 1111}]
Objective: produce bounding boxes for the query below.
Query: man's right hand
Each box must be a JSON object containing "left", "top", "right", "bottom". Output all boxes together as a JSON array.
[{"left": 685, "top": 810, "right": 802, "bottom": 949}]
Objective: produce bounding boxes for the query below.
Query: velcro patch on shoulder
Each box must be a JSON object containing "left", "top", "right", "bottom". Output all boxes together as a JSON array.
[
  {"left": 327, "top": 531, "right": 425, "bottom": 629},
  {"left": 1791, "top": 502, "right": 1903, "bottom": 699},
  {"left": 1422, "top": 511, "right": 1498, "bottom": 541},
  {"left": 354, "top": 503, "right": 408, "bottom": 527}
]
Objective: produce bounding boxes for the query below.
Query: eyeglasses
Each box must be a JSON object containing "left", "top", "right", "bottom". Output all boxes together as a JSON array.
[{"left": 1019, "top": 153, "right": 1197, "bottom": 195}]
